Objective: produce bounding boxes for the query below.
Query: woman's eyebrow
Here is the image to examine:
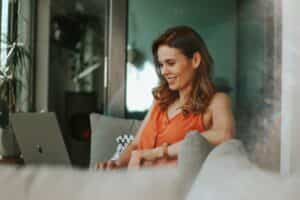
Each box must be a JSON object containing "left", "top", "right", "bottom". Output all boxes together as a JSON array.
[
  {"left": 158, "top": 58, "right": 175, "bottom": 64},
  {"left": 165, "top": 58, "right": 175, "bottom": 63}
]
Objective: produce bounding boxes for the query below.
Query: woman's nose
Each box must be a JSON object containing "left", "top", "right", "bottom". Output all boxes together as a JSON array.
[{"left": 160, "top": 65, "right": 168, "bottom": 75}]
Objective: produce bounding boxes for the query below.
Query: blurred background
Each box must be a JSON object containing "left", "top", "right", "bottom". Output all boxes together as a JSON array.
[{"left": 0, "top": 0, "right": 281, "bottom": 170}]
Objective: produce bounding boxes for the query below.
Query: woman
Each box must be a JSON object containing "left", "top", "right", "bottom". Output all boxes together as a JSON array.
[{"left": 97, "top": 26, "right": 235, "bottom": 169}]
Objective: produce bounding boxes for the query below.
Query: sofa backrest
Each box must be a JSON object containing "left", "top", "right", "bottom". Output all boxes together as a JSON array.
[
  {"left": 89, "top": 113, "right": 142, "bottom": 166},
  {"left": 0, "top": 165, "right": 182, "bottom": 200}
]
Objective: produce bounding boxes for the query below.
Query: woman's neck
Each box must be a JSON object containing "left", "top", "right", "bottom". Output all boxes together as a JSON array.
[{"left": 178, "top": 84, "right": 192, "bottom": 106}]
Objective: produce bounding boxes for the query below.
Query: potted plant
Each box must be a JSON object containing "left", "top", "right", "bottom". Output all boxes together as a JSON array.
[
  {"left": 0, "top": 41, "right": 30, "bottom": 110},
  {"left": 0, "top": 38, "right": 31, "bottom": 157}
]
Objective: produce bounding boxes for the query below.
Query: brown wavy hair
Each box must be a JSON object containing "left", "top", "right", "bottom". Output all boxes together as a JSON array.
[{"left": 152, "top": 26, "right": 216, "bottom": 115}]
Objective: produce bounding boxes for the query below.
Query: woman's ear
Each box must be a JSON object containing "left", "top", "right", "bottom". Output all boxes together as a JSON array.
[{"left": 192, "top": 52, "right": 201, "bottom": 69}]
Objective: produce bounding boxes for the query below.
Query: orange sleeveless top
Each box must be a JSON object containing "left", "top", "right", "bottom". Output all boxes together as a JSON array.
[{"left": 138, "top": 102, "right": 206, "bottom": 150}]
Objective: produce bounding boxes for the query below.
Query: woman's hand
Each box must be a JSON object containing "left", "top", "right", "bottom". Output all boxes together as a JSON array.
[
  {"left": 128, "top": 150, "right": 143, "bottom": 169},
  {"left": 128, "top": 143, "right": 169, "bottom": 169},
  {"left": 140, "top": 143, "right": 168, "bottom": 161},
  {"left": 141, "top": 144, "right": 168, "bottom": 161},
  {"left": 98, "top": 144, "right": 169, "bottom": 170},
  {"left": 127, "top": 148, "right": 159, "bottom": 169},
  {"left": 96, "top": 160, "right": 122, "bottom": 170}
]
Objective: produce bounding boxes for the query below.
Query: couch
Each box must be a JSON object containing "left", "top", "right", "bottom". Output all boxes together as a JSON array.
[{"left": 0, "top": 114, "right": 299, "bottom": 200}]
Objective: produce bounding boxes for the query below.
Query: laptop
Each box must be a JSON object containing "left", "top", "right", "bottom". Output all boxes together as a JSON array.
[{"left": 10, "top": 112, "right": 71, "bottom": 166}]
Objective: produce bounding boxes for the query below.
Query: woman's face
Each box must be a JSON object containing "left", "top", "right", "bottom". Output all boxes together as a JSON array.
[{"left": 157, "top": 45, "right": 199, "bottom": 92}]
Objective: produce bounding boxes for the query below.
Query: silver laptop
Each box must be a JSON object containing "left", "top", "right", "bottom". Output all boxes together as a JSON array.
[{"left": 10, "top": 112, "right": 71, "bottom": 166}]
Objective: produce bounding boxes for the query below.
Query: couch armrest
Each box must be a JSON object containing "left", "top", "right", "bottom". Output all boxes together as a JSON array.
[
  {"left": 186, "top": 139, "right": 254, "bottom": 200},
  {"left": 178, "top": 131, "right": 214, "bottom": 193}
]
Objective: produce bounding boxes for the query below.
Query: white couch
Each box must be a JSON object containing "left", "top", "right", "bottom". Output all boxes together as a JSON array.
[
  {"left": 0, "top": 113, "right": 299, "bottom": 200},
  {"left": 0, "top": 138, "right": 299, "bottom": 200}
]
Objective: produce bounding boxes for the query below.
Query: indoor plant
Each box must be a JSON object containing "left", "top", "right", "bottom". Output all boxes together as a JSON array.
[
  {"left": 0, "top": 38, "right": 30, "bottom": 157},
  {"left": 0, "top": 40, "right": 30, "bottom": 113}
]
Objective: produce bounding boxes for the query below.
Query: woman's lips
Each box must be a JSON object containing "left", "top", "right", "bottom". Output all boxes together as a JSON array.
[{"left": 166, "top": 76, "right": 176, "bottom": 84}]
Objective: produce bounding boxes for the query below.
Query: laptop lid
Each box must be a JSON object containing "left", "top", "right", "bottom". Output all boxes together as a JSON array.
[{"left": 10, "top": 112, "right": 71, "bottom": 166}]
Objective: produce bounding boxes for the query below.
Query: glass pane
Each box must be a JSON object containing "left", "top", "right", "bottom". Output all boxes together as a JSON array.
[
  {"left": 0, "top": 0, "right": 9, "bottom": 68},
  {"left": 0, "top": 0, "right": 34, "bottom": 112},
  {"left": 17, "top": 0, "right": 35, "bottom": 112},
  {"left": 49, "top": 0, "right": 108, "bottom": 167}
]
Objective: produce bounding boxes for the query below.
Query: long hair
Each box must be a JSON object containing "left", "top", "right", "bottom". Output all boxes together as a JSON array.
[{"left": 152, "top": 26, "right": 216, "bottom": 115}]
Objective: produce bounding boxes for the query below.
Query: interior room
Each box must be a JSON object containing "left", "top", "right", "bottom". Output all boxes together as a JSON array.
[
  {"left": 0, "top": 0, "right": 300, "bottom": 199},
  {"left": 0, "top": 0, "right": 281, "bottom": 167},
  {"left": 23, "top": 0, "right": 281, "bottom": 169}
]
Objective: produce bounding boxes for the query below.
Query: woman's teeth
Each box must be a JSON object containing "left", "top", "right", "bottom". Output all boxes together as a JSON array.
[{"left": 167, "top": 77, "right": 176, "bottom": 81}]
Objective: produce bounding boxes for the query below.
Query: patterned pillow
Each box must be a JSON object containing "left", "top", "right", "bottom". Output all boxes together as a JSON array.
[{"left": 111, "top": 134, "right": 134, "bottom": 160}]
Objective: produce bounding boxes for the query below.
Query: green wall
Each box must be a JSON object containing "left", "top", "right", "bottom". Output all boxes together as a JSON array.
[
  {"left": 127, "top": 0, "right": 237, "bottom": 113},
  {"left": 237, "top": 2, "right": 265, "bottom": 108}
]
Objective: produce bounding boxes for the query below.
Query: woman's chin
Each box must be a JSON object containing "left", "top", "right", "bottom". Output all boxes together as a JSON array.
[{"left": 168, "top": 85, "right": 178, "bottom": 91}]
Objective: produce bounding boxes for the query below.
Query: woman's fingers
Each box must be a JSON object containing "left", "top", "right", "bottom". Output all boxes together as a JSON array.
[
  {"left": 128, "top": 150, "right": 142, "bottom": 169},
  {"left": 96, "top": 162, "right": 101, "bottom": 169},
  {"left": 107, "top": 160, "right": 116, "bottom": 169},
  {"left": 141, "top": 148, "right": 162, "bottom": 161},
  {"left": 96, "top": 161, "right": 110, "bottom": 170},
  {"left": 143, "top": 160, "right": 154, "bottom": 167},
  {"left": 96, "top": 162, "right": 104, "bottom": 169}
]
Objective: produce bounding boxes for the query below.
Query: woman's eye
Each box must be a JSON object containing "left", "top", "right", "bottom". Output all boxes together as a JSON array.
[{"left": 167, "top": 62, "right": 175, "bottom": 66}]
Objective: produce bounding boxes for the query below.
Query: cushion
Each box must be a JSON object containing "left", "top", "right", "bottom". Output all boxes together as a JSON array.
[
  {"left": 89, "top": 113, "right": 141, "bottom": 166},
  {"left": 111, "top": 133, "right": 134, "bottom": 160}
]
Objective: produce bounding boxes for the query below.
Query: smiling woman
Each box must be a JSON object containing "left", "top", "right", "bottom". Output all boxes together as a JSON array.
[
  {"left": 97, "top": 26, "right": 235, "bottom": 170},
  {"left": 152, "top": 26, "right": 215, "bottom": 116}
]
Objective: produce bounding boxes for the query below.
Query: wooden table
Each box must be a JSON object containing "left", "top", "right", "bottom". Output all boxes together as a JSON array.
[{"left": 0, "top": 156, "right": 24, "bottom": 165}]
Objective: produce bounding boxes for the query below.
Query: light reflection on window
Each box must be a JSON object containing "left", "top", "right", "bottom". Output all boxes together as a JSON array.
[
  {"left": 0, "top": 0, "right": 9, "bottom": 69},
  {"left": 126, "top": 61, "right": 158, "bottom": 112}
]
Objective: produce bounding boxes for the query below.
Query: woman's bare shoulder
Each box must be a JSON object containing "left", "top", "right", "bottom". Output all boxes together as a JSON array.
[{"left": 208, "top": 92, "right": 232, "bottom": 110}]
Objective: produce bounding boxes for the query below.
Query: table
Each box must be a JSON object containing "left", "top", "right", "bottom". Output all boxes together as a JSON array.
[{"left": 0, "top": 156, "right": 24, "bottom": 165}]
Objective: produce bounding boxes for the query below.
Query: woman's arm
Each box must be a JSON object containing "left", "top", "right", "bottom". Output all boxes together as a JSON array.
[{"left": 201, "top": 93, "right": 235, "bottom": 145}]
